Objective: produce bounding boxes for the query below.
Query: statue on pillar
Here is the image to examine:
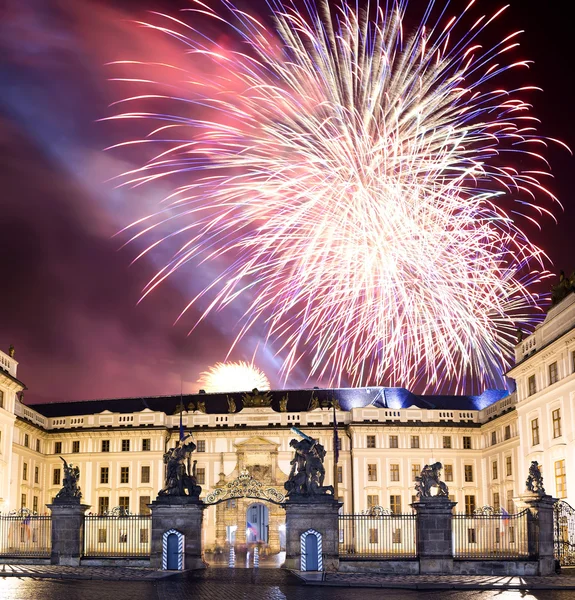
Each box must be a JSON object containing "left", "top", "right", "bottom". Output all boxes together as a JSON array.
[
  {"left": 526, "top": 460, "right": 546, "bottom": 495},
  {"left": 284, "top": 429, "right": 334, "bottom": 496},
  {"left": 227, "top": 396, "right": 236, "bottom": 413},
  {"left": 159, "top": 435, "right": 202, "bottom": 498},
  {"left": 54, "top": 457, "right": 82, "bottom": 501},
  {"left": 414, "top": 462, "right": 449, "bottom": 499}
]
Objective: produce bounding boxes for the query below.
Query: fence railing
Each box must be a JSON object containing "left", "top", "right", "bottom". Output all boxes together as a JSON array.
[
  {"left": 339, "top": 512, "right": 417, "bottom": 558},
  {"left": 83, "top": 515, "right": 151, "bottom": 557},
  {"left": 453, "top": 509, "right": 530, "bottom": 559},
  {"left": 0, "top": 514, "right": 51, "bottom": 557}
]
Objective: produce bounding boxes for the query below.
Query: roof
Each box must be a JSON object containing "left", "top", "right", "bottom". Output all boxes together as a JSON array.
[{"left": 25, "top": 387, "right": 509, "bottom": 418}]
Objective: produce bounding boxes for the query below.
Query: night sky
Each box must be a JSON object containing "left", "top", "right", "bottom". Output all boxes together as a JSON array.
[{"left": 1, "top": 0, "right": 574, "bottom": 403}]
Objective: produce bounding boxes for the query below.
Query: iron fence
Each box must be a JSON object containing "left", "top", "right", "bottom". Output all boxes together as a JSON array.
[
  {"left": 339, "top": 512, "right": 417, "bottom": 558},
  {"left": 0, "top": 513, "right": 51, "bottom": 557},
  {"left": 83, "top": 514, "right": 152, "bottom": 557},
  {"left": 554, "top": 500, "right": 575, "bottom": 566},
  {"left": 453, "top": 508, "right": 529, "bottom": 559}
]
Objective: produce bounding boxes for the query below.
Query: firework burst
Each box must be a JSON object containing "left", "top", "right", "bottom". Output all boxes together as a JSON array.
[
  {"left": 198, "top": 361, "right": 270, "bottom": 393},
  {"left": 107, "top": 0, "right": 565, "bottom": 392}
]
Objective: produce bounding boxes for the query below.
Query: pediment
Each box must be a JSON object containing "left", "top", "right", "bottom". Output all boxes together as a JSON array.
[{"left": 234, "top": 436, "right": 279, "bottom": 450}]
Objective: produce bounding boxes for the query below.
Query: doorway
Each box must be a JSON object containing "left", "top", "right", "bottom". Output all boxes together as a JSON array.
[{"left": 246, "top": 502, "right": 269, "bottom": 543}]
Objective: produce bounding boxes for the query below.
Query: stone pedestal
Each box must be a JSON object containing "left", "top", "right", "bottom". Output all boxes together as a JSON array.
[
  {"left": 150, "top": 496, "right": 207, "bottom": 570},
  {"left": 412, "top": 496, "right": 457, "bottom": 574},
  {"left": 47, "top": 499, "right": 91, "bottom": 566},
  {"left": 515, "top": 493, "right": 557, "bottom": 575},
  {"left": 283, "top": 495, "right": 341, "bottom": 571}
]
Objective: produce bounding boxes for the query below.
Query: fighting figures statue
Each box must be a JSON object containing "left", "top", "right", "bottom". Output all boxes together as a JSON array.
[
  {"left": 159, "top": 435, "right": 202, "bottom": 498},
  {"left": 414, "top": 462, "right": 449, "bottom": 499},
  {"left": 54, "top": 457, "right": 82, "bottom": 501},
  {"left": 284, "top": 429, "right": 334, "bottom": 496},
  {"left": 526, "top": 460, "right": 546, "bottom": 495}
]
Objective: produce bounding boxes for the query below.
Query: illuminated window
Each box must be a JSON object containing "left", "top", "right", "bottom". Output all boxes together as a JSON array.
[
  {"left": 464, "top": 495, "right": 476, "bottom": 515},
  {"left": 555, "top": 460, "right": 567, "bottom": 499},
  {"left": 141, "top": 466, "right": 150, "bottom": 484},
  {"left": 101, "top": 440, "right": 110, "bottom": 452},
  {"left": 369, "top": 528, "right": 378, "bottom": 544},
  {"left": 444, "top": 464, "right": 453, "bottom": 482},
  {"left": 24, "top": 434, "right": 29, "bottom": 448},
  {"left": 410, "top": 436, "right": 420, "bottom": 449},
  {"left": 506, "top": 456, "right": 513, "bottom": 477},
  {"left": 100, "top": 467, "right": 109, "bottom": 484},
  {"left": 528, "top": 374, "right": 537, "bottom": 396},
  {"left": 98, "top": 497, "right": 109, "bottom": 514},
  {"left": 390, "top": 464, "right": 400, "bottom": 482},
  {"left": 390, "top": 495, "right": 402, "bottom": 514},
  {"left": 54, "top": 441, "right": 62, "bottom": 454},
  {"left": 21, "top": 494, "right": 26, "bottom": 509},
  {"left": 142, "top": 439, "right": 151, "bottom": 452},
  {"left": 464, "top": 465, "right": 473, "bottom": 482},
  {"left": 504, "top": 425, "right": 511, "bottom": 440},
  {"left": 121, "top": 439, "right": 130, "bottom": 452},
  {"left": 493, "top": 492, "right": 500, "bottom": 511},
  {"left": 553, "top": 409, "right": 562, "bottom": 438},
  {"left": 492, "top": 461, "right": 498, "bottom": 480},
  {"left": 549, "top": 362, "right": 558, "bottom": 385},
  {"left": 366, "top": 435, "right": 376, "bottom": 448},
  {"left": 34, "top": 466, "right": 39, "bottom": 484},
  {"left": 367, "top": 464, "right": 377, "bottom": 481},
  {"left": 72, "top": 440, "right": 80, "bottom": 453},
  {"left": 120, "top": 467, "right": 130, "bottom": 484},
  {"left": 118, "top": 496, "right": 130, "bottom": 512},
  {"left": 197, "top": 440, "right": 206, "bottom": 452},
  {"left": 337, "top": 466, "right": 343, "bottom": 483},
  {"left": 196, "top": 468, "right": 206, "bottom": 485},
  {"left": 392, "top": 528, "right": 402, "bottom": 544},
  {"left": 507, "top": 490, "right": 514, "bottom": 513},
  {"left": 53, "top": 468, "right": 61, "bottom": 486},
  {"left": 411, "top": 464, "right": 421, "bottom": 481},
  {"left": 389, "top": 435, "right": 398, "bottom": 448},
  {"left": 33, "top": 496, "right": 38, "bottom": 513},
  {"left": 463, "top": 436, "right": 472, "bottom": 449},
  {"left": 36, "top": 439, "right": 41, "bottom": 453},
  {"left": 139, "top": 496, "right": 151, "bottom": 515},
  {"left": 531, "top": 418, "right": 540, "bottom": 446},
  {"left": 491, "top": 431, "right": 497, "bottom": 446},
  {"left": 443, "top": 436, "right": 452, "bottom": 449},
  {"left": 367, "top": 494, "right": 379, "bottom": 509}
]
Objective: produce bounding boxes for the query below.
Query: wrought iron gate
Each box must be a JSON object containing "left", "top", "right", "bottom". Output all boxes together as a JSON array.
[{"left": 554, "top": 500, "right": 575, "bottom": 566}]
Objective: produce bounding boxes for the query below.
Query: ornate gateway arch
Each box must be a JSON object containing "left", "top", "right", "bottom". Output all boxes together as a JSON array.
[{"left": 205, "top": 470, "right": 286, "bottom": 506}]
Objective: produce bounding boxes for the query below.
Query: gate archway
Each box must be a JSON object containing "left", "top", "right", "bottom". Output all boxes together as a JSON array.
[{"left": 204, "top": 470, "right": 286, "bottom": 568}]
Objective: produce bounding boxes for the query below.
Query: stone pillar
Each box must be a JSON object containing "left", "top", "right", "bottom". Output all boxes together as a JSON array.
[
  {"left": 150, "top": 496, "right": 207, "bottom": 570},
  {"left": 412, "top": 496, "right": 456, "bottom": 574},
  {"left": 267, "top": 509, "right": 281, "bottom": 553},
  {"left": 283, "top": 496, "right": 341, "bottom": 571},
  {"left": 47, "top": 500, "right": 91, "bottom": 566},
  {"left": 515, "top": 493, "right": 557, "bottom": 575}
]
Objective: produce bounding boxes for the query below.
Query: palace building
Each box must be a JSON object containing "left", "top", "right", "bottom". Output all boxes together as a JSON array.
[{"left": 2, "top": 292, "right": 575, "bottom": 553}]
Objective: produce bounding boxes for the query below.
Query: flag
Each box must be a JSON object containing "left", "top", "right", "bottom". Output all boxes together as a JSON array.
[
  {"left": 247, "top": 521, "right": 258, "bottom": 540},
  {"left": 333, "top": 401, "right": 339, "bottom": 464}
]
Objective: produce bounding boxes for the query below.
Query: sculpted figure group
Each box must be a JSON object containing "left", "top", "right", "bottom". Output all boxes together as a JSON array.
[
  {"left": 284, "top": 434, "right": 334, "bottom": 497},
  {"left": 159, "top": 435, "right": 202, "bottom": 498},
  {"left": 55, "top": 457, "right": 82, "bottom": 501},
  {"left": 414, "top": 462, "right": 449, "bottom": 498}
]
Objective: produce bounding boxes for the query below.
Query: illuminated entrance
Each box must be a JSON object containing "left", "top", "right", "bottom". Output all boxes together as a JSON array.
[{"left": 246, "top": 502, "right": 269, "bottom": 543}]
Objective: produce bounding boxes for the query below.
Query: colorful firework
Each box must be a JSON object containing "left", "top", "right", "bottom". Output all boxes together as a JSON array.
[
  {"left": 198, "top": 361, "right": 271, "bottom": 393},
  {"left": 107, "top": 0, "right": 565, "bottom": 392}
]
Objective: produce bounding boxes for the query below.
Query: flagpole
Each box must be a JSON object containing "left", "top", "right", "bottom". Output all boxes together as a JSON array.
[{"left": 332, "top": 400, "right": 339, "bottom": 500}]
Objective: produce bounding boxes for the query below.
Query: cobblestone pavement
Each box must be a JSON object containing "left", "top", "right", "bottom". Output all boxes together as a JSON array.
[
  {"left": 1, "top": 568, "right": 575, "bottom": 599},
  {"left": 0, "top": 564, "right": 172, "bottom": 580},
  {"left": 298, "top": 570, "right": 575, "bottom": 589}
]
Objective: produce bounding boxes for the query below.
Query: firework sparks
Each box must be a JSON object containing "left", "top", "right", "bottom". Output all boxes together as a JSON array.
[
  {"left": 198, "top": 361, "right": 270, "bottom": 393},
  {"left": 107, "top": 0, "right": 565, "bottom": 392}
]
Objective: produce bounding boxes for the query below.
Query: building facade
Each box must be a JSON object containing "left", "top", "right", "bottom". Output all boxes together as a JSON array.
[{"left": 2, "top": 294, "right": 575, "bottom": 553}]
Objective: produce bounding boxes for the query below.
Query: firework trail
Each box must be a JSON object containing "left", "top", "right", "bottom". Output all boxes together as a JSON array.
[
  {"left": 106, "top": 0, "right": 565, "bottom": 392},
  {"left": 198, "top": 361, "right": 271, "bottom": 393}
]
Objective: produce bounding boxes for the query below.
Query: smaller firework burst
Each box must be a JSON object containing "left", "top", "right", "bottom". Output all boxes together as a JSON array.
[{"left": 198, "top": 361, "right": 270, "bottom": 393}]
